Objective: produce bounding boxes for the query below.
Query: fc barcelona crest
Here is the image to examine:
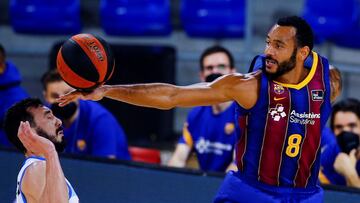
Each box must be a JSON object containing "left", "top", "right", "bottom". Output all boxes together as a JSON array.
[{"left": 274, "top": 84, "right": 284, "bottom": 94}]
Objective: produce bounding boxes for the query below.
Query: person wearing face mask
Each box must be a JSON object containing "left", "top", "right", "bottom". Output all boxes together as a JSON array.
[
  {"left": 0, "top": 43, "right": 29, "bottom": 147},
  {"left": 167, "top": 45, "right": 238, "bottom": 172},
  {"left": 41, "top": 69, "right": 130, "bottom": 160},
  {"left": 320, "top": 98, "right": 360, "bottom": 188}
]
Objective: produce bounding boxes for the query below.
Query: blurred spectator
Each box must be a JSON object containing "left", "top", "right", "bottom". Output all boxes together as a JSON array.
[
  {"left": 168, "top": 45, "right": 238, "bottom": 172},
  {"left": 320, "top": 98, "right": 360, "bottom": 188},
  {"left": 0, "top": 44, "right": 29, "bottom": 147},
  {"left": 41, "top": 69, "right": 130, "bottom": 160}
]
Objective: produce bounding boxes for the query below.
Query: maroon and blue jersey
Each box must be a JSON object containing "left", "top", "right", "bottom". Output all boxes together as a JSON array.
[{"left": 235, "top": 51, "right": 332, "bottom": 189}]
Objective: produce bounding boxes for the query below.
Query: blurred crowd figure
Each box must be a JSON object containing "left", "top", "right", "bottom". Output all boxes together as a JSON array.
[
  {"left": 320, "top": 98, "right": 360, "bottom": 188},
  {"left": 0, "top": 43, "right": 29, "bottom": 147},
  {"left": 41, "top": 69, "right": 130, "bottom": 160},
  {"left": 168, "top": 45, "right": 238, "bottom": 172}
]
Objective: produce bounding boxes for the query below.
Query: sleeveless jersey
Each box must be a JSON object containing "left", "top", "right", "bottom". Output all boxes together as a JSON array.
[
  {"left": 235, "top": 51, "right": 332, "bottom": 188},
  {"left": 16, "top": 156, "right": 79, "bottom": 203}
]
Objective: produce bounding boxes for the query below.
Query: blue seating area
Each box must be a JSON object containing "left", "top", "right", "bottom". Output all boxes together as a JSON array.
[
  {"left": 302, "top": 0, "right": 359, "bottom": 44},
  {"left": 9, "top": 0, "right": 81, "bottom": 35},
  {"left": 100, "top": 0, "right": 172, "bottom": 36},
  {"left": 180, "top": 0, "right": 246, "bottom": 38},
  {"left": 329, "top": 0, "right": 360, "bottom": 49}
]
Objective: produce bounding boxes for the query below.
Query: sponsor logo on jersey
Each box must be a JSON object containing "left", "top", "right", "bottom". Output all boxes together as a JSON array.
[
  {"left": 311, "top": 90, "right": 324, "bottom": 101},
  {"left": 274, "top": 97, "right": 286, "bottom": 101},
  {"left": 289, "top": 110, "right": 320, "bottom": 125},
  {"left": 268, "top": 104, "right": 287, "bottom": 121},
  {"left": 195, "top": 137, "right": 232, "bottom": 155}
]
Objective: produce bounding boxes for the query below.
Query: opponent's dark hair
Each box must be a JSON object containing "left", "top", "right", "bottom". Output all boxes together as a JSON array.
[
  {"left": 41, "top": 69, "right": 63, "bottom": 90},
  {"left": 199, "top": 45, "right": 235, "bottom": 71},
  {"left": 330, "top": 98, "right": 360, "bottom": 131},
  {"left": 277, "top": 16, "right": 314, "bottom": 51},
  {"left": 3, "top": 98, "right": 43, "bottom": 153}
]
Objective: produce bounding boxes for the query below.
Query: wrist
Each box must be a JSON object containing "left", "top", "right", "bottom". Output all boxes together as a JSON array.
[
  {"left": 101, "top": 85, "right": 111, "bottom": 97},
  {"left": 44, "top": 146, "right": 57, "bottom": 158}
]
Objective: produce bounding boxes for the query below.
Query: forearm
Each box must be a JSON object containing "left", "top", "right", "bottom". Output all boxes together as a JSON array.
[
  {"left": 104, "top": 83, "right": 179, "bottom": 109},
  {"left": 344, "top": 171, "right": 360, "bottom": 188},
  {"left": 40, "top": 150, "right": 68, "bottom": 203},
  {"left": 104, "top": 83, "right": 223, "bottom": 109}
]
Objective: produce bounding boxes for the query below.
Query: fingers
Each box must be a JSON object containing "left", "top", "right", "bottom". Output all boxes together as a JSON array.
[
  {"left": 18, "top": 121, "right": 32, "bottom": 151},
  {"left": 56, "top": 90, "right": 82, "bottom": 107}
]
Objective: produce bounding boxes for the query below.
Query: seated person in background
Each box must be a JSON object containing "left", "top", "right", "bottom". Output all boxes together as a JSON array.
[
  {"left": 0, "top": 43, "right": 29, "bottom": 147},
  {"left": 168, "top": 45, "right": 238, "bottom": 172},
  {"left": 41, "top": 69, "right": 130, "bottom": 160},
  {"left": 320, "top": 98, "right": 360, "bottom": 188}
]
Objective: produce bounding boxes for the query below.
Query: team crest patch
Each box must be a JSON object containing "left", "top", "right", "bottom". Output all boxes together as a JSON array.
[
  {"left": 224, "top": 123, "right": 235, "bottom": 135},
  {"left": 311, "top": 90, "right": 324, "bottom": 101},
  {"left": 274, "top": 84, "right": 284, "bottom": 94},
  {"left": 77, "top": 139, "right": 87, "bottom": 151}
]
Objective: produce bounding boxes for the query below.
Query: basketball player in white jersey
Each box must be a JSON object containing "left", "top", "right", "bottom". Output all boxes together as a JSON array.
[{"left": 3, "top": 98, "right": 79, "bottom": 203}]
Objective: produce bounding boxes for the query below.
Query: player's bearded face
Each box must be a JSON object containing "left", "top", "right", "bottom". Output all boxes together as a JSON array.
[
  {"left": 265, "top": 47, "right": 297, "bottom": 79},
  {"left": 35, "top": 126, "right": 66, "bottom": 152}
]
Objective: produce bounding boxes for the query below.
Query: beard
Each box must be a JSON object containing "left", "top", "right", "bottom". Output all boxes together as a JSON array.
[
  {"left": 265, "top": 48, "right": 297, "bottom": 80},
  {"left": 36, "top": 126, "right": 66, "bottom": 153}
]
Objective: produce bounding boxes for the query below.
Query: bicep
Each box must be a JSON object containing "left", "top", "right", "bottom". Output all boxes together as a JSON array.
[{"left": 21, "top": 163, "right": 46, "bottom": 202}]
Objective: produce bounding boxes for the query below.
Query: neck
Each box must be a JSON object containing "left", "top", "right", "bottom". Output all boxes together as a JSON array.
[
  {"left": 275, "top": 62, "right": 309, "bottom": 84},
  {"left": 212, "top": 101, "right": 232, "bottom": 114}
]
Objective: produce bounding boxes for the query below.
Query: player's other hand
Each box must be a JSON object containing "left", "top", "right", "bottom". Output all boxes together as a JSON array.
[
  {"left": 57, "top": 85, "right": 107, "bottom": 107},
  {"left": 18, "top": 121, "right": 55, "bottom": 156}
]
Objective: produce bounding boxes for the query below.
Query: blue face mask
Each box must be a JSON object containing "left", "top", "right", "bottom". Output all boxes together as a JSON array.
[
  {"left": 337, "top": 131, "right": 360, "bottom": 154},
  {"left": 50, "top": 102, "right": 77, "bottom": 121}
]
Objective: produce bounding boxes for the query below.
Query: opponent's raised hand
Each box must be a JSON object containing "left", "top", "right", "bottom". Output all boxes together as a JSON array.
[{"left": 57, "top": 85, "right": 108, "bottom": 107}]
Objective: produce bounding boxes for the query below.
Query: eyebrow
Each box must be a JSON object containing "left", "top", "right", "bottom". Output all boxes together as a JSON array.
[
  {"left": 43, "top": 109, "right": 52, "bottom": 117},
  {"left": 266, "top": 36, "right": 286, "bottom": 46}
]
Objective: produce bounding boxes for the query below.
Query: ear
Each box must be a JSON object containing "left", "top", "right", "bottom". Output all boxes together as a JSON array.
[
  {"left": 199, "top": 71, "right": 206, "bottom": 82},
  {"left": 299, "top": 46, "right": 310, "bottom": 61},
  {"left": 42, "top": 90, "right": 49, "bottom": 102}
]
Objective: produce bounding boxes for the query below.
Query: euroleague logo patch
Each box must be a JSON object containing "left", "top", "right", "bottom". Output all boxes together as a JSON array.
[{"left": 311, "top": 90, "right": 324, "bottom": 101}]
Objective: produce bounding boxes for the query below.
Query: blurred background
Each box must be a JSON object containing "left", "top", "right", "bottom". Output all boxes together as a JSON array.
[{"left": 1, "top": 0, "right": 360, "bottom": 149}]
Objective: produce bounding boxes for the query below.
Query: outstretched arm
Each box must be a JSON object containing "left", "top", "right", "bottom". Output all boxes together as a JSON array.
[
  {"left": 57, "top": 71, "right": 261, "bottom": 110},
  {"left": 19, "top": 121, "right": 68, "bottom": 203}
]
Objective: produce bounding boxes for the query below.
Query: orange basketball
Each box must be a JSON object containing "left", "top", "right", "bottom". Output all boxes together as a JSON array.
[{"left": 56, "top": 33, "right": 114, "bottom": 91}]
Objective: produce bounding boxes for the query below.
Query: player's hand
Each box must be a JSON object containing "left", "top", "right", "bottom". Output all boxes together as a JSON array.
[
  {"left": 18, "top": 121, "right": 56, "bottom": 156},
  {"left": 56, "top": 85, "right": 107, "bottom": 107}
]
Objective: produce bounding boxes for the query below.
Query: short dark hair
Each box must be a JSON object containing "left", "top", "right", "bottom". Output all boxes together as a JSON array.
[
  {"left": 330, "top": 98, "right": 360, "bottom": 131},
  {"left": 41, "top": 69, "right": 63, "bottom": 90},
  {"left": 277, "top": 16, "right": 314, "bottom": 51},
  {"left": 199, "top": 45, "right": 235, "bottom": 71},
  {"left": 3, "top": 98, "right": 43, "bottom": 153}
]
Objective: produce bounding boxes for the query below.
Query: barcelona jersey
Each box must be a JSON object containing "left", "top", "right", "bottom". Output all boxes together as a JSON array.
[
  {"left": 235, "top": 51, "right": 332, "bottom": 188},
  {"left": 179, "top": 102, "right": 238, "bottom": 172}
]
